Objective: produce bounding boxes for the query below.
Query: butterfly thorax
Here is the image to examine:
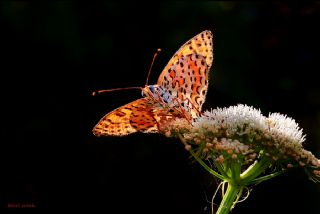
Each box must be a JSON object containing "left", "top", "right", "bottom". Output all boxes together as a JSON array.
[
  {"left": 142, "top": 85, "right": 175, "bottom": 106},
  {"left": 141, "top": 84, "right": 193, "bottom": 122}
]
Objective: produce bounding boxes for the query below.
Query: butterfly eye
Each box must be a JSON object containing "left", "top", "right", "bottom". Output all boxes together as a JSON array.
[
  {"left": 141, "top": 91, "right": 145, "bottom": 97},
  {"left": 149, "top": 85, "right": 155, "bottom": 93}
]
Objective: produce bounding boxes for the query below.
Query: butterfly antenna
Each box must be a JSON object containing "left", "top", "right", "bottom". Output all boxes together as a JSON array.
[
  {"left": 145, "top": 48, "right": 161, "bottom": 86},
  {"left": 92, "top": 87, "right": 141, "bottom": 96},
  {"left": 93, "top": 49, "right": 161, "bottom": 96}
]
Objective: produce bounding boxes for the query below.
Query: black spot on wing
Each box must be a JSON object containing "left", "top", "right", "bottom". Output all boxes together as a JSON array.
[
  {"left": 195, "top": 95, "right": 201, "bottom": 105},
  {"left": 196, "top": 86, "right": 201, "bottom": 94}
]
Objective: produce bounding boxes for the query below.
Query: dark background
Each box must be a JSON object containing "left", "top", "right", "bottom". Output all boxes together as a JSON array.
[{"left": 1, "top": 2, "right": 320, "bottom": 213}]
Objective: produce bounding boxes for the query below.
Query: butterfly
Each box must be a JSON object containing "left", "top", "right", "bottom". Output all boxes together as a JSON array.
[{"left": 93, "top": 30, "right": 213, "bottom": 136}]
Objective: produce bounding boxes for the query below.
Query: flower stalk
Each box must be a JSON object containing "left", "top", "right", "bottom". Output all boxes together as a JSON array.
[{"left": 215, "top": 183, "right": 241, "bottom": 214}]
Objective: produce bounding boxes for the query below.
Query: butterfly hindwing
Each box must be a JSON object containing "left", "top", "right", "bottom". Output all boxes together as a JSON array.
[{"left": 93, "top": 98, "right": 158, "bottom": 137}]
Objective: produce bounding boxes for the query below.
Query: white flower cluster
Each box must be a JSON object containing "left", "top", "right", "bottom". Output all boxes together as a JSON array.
[
  {"left": 194, "top": 104, "right": 306, "bottom": 147},
  {"left": 195, "top": 104, "right": 267, "bottom": 136},
  {"left": 164, "top": 104, "right": 320, "bottom": 169},
  {"left": 267, "top": 113, "right": 305, "bottom": 144}
]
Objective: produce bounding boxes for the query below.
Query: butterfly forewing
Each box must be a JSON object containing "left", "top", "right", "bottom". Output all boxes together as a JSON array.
[{"left": 157, "top": 30, "right": 213, "bottom": 118}]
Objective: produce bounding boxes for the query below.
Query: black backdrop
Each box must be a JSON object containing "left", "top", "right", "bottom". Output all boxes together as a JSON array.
[{"left": 1, "top": 2, "right": 320, "bottom": 213}]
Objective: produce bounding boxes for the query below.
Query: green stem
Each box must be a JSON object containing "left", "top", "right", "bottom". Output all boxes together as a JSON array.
[
  {"left": 246, "top": 169, "right": 287, "bottom": 185},
  {"left": 216, "top": 182, "right": 242, "bottom": 214},
  {"left": 178, "top": 134, "right": 225, "bottom": 180},
  {"left": 214, "top": 162, "right": 230, "bottom": 179},
  {"left": 240, "top": 156, "right": 272, "bottom": 184},
  {"left": 231, "top": 160, "right": 241, "bottom": 182},
  {"left": 189, "top": 149, "right": 225, "bottom": 180}
]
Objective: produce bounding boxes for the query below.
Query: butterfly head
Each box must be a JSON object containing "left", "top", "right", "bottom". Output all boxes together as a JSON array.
[{"left": 141, "top": 85, "right": 159, "bottom": 98}]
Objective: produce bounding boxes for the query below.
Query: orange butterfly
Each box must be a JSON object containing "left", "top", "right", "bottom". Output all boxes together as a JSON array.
[{"left": 93, "top": 30, "right": 213, "bottom": 136}]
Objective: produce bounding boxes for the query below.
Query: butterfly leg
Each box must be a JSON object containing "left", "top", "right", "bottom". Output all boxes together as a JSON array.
[
  {"left": 150, "top": 89, "right": 193, "bottom": 124},
  {"left": 170, "top": 97, "right": 194, "bottom": 124},
  {"left": 179, "top": 96, "right": 204, "bottom": 117}
]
